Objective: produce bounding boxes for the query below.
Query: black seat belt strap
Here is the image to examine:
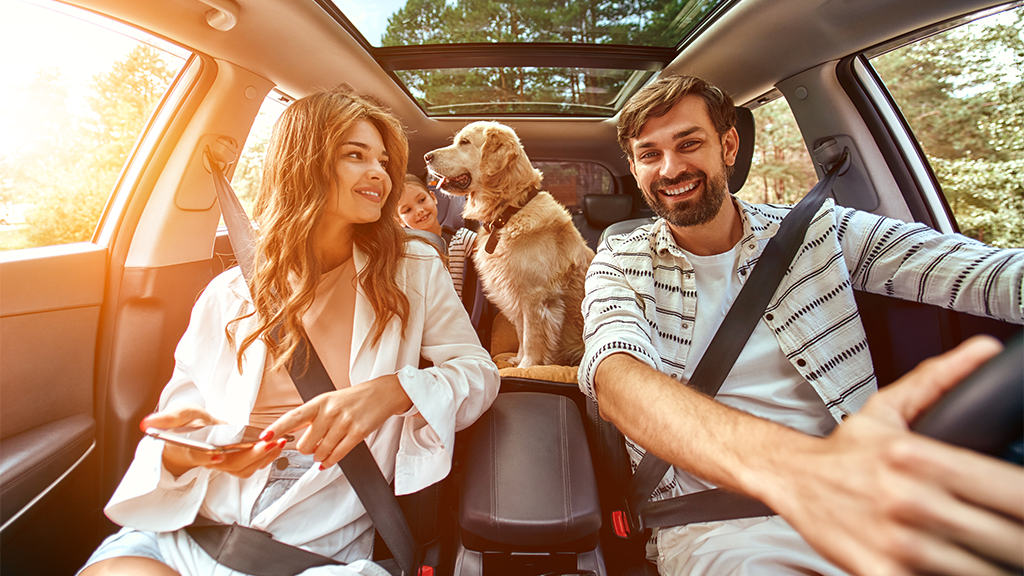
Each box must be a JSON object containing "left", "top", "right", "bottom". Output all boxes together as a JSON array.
[
  {"left": 185, "top": 516, "right": 342, "bottom": 576},
  {"left": 616, "top": 149, "right": 850, "bottom": 537},
  {"left": 205, "top": 148, "right": 423, "bottom": 576},
  {"left": 286, "top": 326, "right": 423, "bottom": 576}
]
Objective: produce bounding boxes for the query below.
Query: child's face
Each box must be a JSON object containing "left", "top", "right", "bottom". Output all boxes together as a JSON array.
[{"left": 397, "top": 184, "right": 440, "bottom": 232}]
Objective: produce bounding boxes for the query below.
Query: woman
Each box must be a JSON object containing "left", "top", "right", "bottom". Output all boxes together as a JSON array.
[{"left": 80, "top": 90, "right": 499, "bottom": 576}]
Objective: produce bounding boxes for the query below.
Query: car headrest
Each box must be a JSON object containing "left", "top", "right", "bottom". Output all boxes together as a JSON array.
[
  {"left": 599, "top": 217, "right": 656, "bottom": 246},
  {"left": 433, "top": 187, "right": 466, "bottom": 234},
  {"left": 729, "top": 106, "right": 755, "bottom": 194},
  {"left": 582, "top": 194, "right": 633, "bottom": 228}
]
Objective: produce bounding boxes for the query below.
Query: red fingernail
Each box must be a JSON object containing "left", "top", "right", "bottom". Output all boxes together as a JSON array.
[
  {"left": 259, "top": 430, "right": 275, "bottom": 441},
  {"left": 277, "top": 439, "right": 287, "bottom": 448},
  {"left": 263, "top": 442, "right": 276, "bottom": 452},
  {"left": 211, "top": 454, "right": 225, "bottom": 462},
  {"left": 319, "top": 464, "right": 327, "bottom": 471}
]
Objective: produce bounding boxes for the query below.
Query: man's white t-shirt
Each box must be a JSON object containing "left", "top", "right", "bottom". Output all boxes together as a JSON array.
[{"left": 675, "top": 242, "right": 838, "bottom": 494}]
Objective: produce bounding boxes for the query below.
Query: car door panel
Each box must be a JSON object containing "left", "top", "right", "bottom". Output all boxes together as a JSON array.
[
  {"left": 0, "top": 414, "right": 95, "bottom": 526},
  {"left": 0, "top": 244, "right": 106, "bottom": 572},
  {"left": 0, "top": 244, "right": 105, "bottom": 451},
  {"left": 856, "top": 290, "right": 1021, "bottom": 388}
]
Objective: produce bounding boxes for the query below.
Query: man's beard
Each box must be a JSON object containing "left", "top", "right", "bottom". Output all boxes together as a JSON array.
[{"left": 643, "top": 162, "right": 729, "bottom": 228}]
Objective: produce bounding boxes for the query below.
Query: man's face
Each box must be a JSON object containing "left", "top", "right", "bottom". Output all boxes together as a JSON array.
[{"left": 628, "top": 95, "right": 738, "bottom": 230}]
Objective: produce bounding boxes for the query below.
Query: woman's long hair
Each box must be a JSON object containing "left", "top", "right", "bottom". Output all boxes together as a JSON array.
[{"left": 229, "top": 90, "right": 411, "bottom": 373}]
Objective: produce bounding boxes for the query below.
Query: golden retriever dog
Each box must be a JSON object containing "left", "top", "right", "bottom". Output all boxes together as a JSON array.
[{"left": 425, "top": 121, "right": 595, "bottom": 368}]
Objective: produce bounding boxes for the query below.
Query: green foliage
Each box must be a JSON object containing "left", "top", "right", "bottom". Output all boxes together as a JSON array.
[
  {"left": 932, "top": 157, "right": 1024, "bottom": 248},
  {"left": 381, "top": 0, "right": 713, "bottom": 113},
  {"left": 736, "top": 99, "right": 816, "bottom": 205},
  {"left": 4, "top": 45, "right": 177, "bottom": 249},
  {"left": 873, "top": 8, "right": 1023, "bottom": 248}
]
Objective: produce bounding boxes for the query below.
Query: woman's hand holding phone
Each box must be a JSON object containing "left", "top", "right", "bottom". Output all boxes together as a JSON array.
[
  {"left": 261, "top": 374, "right": 414, "bottom": 470},
  {"left": 141, "top": 404, "right": 287, "bottom": 478}
]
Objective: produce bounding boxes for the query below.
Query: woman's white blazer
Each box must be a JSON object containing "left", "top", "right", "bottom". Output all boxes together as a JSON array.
[{"left": 103, "top": 241, "right": 499, "bottom": 569}]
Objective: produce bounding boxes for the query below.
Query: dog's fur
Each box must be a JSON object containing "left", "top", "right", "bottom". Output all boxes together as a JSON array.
[{"left": 426, "top": 121, "right": 595, "bottom": 368}]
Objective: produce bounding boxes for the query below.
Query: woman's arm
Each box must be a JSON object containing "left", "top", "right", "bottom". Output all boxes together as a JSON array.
[{"left": 262, "top": 248, "right": 499, "bottom": 487}]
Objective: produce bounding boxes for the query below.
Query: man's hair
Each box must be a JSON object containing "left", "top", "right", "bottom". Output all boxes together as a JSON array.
[{"left": 617, "top": 75, "right": 737, "bottom": 159}]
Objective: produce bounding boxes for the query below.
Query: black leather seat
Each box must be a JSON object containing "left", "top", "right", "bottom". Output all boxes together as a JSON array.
[{"left": 455, "top": 392, "right": 606, "bottom": 575}]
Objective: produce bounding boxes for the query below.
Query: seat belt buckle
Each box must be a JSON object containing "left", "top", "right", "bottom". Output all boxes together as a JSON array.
[
  {"left": 417, "top": 565, "right": 434, "bottom": 576},
  {"left": 611, "top": 509, "right": 631, "bottom": 538},
  {"left": 612, "top": 500, "right": 644, "bottom": 539}
]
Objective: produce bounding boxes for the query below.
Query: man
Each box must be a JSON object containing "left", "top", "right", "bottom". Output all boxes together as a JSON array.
[{"left": 579, "top": 75, "right": 1023, "bottom": 575}]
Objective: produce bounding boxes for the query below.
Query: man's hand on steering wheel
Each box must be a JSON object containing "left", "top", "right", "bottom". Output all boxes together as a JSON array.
[{"left": 768, "top": 335, "right": 1023, "bottom": 576}]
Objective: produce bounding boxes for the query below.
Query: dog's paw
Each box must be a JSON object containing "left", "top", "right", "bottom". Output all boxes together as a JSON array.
[{"left": 516, "top": 357, "right": 537, "bottom": 369}]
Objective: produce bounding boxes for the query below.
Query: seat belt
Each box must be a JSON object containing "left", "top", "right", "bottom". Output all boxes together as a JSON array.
[
  {"left": 613, "top": 149, "right": 851, "bottom": 538},
  {"left": 198, "top": 147, "right": 426, "bottom": 576}
]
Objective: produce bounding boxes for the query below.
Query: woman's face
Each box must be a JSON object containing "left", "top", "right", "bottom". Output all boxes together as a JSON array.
[
  {"left": 321, "top": 119, "right": 392, "bottom": 233},
  {"left": 396, "top": 184, "right": 441, "bottom": 233}
]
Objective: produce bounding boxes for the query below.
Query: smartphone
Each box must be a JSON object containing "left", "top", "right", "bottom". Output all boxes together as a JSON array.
[{"left": 145, "top": 424, "right": 290, "bottom": 454}]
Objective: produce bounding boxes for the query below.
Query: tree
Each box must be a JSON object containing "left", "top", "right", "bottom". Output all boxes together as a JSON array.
[
  {"left": 737, "top": 99, "right": 816, "bottom": 205},
  {"left": 21, "top": 45, "right": 177, "bottom": 247},
  {"left": 872, "top": 8, "right": 1024, "bottom": 248},
  {"left": 381, "top": 0, "right": 711, "bottom": 114}
]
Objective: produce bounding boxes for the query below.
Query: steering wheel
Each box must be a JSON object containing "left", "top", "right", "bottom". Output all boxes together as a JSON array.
[{"left": 911, "top": 331, "right": 1023, "bottom": 463}]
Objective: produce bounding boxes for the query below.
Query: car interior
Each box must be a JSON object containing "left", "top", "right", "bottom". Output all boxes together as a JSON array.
[{"left": 0, "top": 0, "right": 1020, "bottom": 574}]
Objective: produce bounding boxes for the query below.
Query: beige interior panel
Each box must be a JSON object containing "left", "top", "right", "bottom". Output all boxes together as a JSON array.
[
  {"left": 0, "top": 244, "right": 106, "bottom": 317},
  {"left": 1, "top": 307, "right": 99, "bottom": 439}
]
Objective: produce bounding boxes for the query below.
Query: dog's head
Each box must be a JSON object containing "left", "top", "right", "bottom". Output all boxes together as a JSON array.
[{"left": 425, "top": 122, "right": 542, "bottom": 219}]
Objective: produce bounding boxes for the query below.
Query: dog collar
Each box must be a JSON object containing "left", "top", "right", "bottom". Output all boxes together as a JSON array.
[{"left": 481, "top": 189, "right": 540, "bottom": 254}]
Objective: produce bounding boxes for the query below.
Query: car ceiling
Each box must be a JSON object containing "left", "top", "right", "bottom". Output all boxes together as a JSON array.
[{"left": 69, "top": 0, "right": 1008, "bottom": 175}]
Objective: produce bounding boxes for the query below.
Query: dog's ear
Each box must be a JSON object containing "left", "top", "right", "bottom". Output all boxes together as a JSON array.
[
  {"left": 481, "top": 125, "right": 520, "bottom": 178},
  {"left": 481, "top": 125, "right": 543, "bottom": 194}
]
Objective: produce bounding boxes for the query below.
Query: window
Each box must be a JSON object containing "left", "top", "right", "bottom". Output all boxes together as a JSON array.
[
  {"left": 230, "top": 92, "right": 289, "bottom": 218},
  {"left": 0, "top": 0, "right": 188, "bottom": 251},
  {"left": 870, "top": 6, "right": 1023, "bottom": 248},
  {"left": 735, "top": 97, "right": 816, "bottom": 205},
  {"left": 531, "top": 161, "right": 615, "bottom": 213}
]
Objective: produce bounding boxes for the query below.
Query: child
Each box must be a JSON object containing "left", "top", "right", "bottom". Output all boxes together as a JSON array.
[
  {"left": 397, "top": 174, "right": 478, "bottom": 299},
  {"left": 396, "top": 175, "right": 444, "bottom": 241}
]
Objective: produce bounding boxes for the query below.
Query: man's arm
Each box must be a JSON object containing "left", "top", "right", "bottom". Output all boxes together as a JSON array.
[
  {"left": 836, "top": 205, "right": 1024, "bottom": 323},
  {"left": 595, "top": 351, "right": 808, "bottom": 494},
  {"left": 595, "top": 337, "right": 1023, "bottom": 576}
]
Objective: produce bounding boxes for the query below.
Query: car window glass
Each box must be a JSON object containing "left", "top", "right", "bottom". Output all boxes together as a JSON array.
[
  {"left": 0, "top": 0, "right": 188, "bottom": 252},
  {"left": 531, "top": 161, "right": 615, "bottom": 214},
  {"left": 870, "top": 7, "right": 1023, "bottom": 248},
  {"left": 229, "top": 93, "right": 289, "bottom": 218},
  {"left": 735, "top": 98, "right": 817, "bottom": 205}
]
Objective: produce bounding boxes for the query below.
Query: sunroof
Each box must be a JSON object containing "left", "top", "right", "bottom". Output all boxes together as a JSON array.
[
  {"left": 395, "top": 67, "right": 656, "bottom": 117},
  {"left": 322, "top": 0, "right": 731, "bottom": 116},
  {"left": 330, "top": 0, "right": 724, "bottom": 48}
]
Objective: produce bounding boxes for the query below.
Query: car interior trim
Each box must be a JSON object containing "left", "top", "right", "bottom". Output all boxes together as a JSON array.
[{"left": 0, "top": 440, "right": 95, "bottom": 533}]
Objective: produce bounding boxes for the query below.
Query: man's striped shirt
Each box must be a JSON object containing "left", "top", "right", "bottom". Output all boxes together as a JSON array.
[{"left": 579, "top": 198, "right": 1023, "bottom": 500}]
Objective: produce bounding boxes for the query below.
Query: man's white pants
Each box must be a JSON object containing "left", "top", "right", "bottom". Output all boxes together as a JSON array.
[{"left": 656, "top": 516, "right": 850, "bottom": 575}]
